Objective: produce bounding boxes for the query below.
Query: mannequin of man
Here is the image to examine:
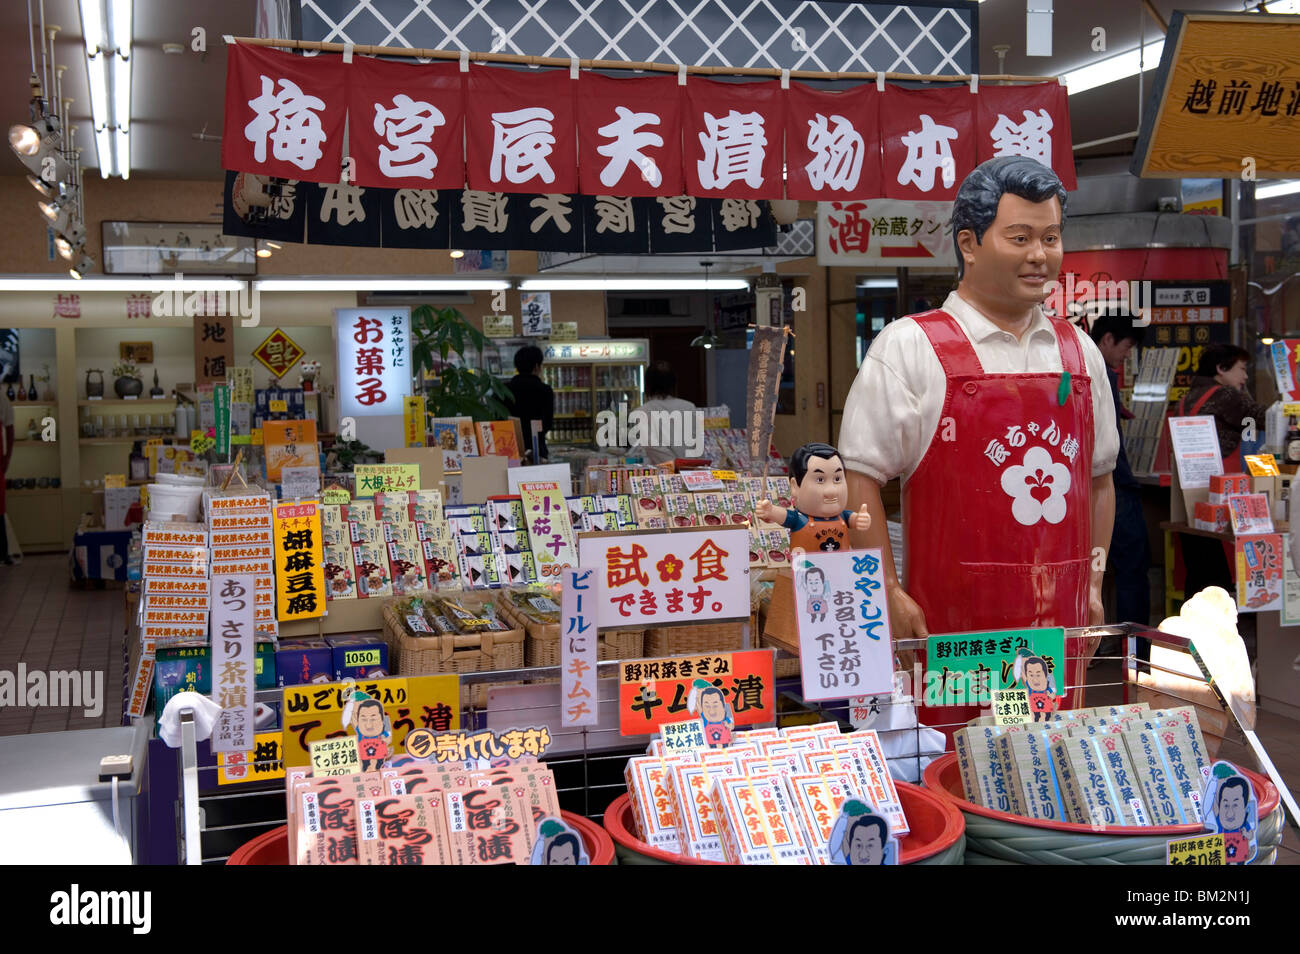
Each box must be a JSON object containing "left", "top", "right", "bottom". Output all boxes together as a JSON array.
[{"left": 839, "top": 156, "right": 1118, "bottom": 736}]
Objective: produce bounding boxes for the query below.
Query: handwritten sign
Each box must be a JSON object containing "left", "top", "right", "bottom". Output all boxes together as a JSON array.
[
  {"left": 273, "top": 501, "right": 326, "bottom": 622},
  {"left": 403, "top": 395, "right": 426, "bottom": 448},
  {"left": 1236, "top": 533, "right": 1283, "bottom": 613},
  {"left": 1167, "top": 833, "right": 1226, "bottom": 866},
  {"left": 792, "top": 548, "right": 894, "bottom": 702},
  {"left": 520, "top": 481, "right": 577, "bottom": 577},
  {"left": 355, "top": 463, "right": 420, "bottom": 498},
  {"left": 561, "top": 567, "right": 598, "bottom": 727},
  {"left": 991, "top": 688, "right": 1032, "bottom": 725},
  {"left": 661, "top": 718, "right": 707, "bottom": 754},
  {"left": 577, "top": 527, "right": 750, "bottom": 630},
  {"left": 1168, "top": 416, "right": 1224, "bottom": 490},
  {"left": 309, "top": 736, "right": 360, "bottom": 776},
  {"left": 210, "top": 574, "right": 256, "bottom": 753},
  {"left": 618, "top": 650, "right": 775, "bottom": 736},
  {"left": 281, "top": 673, "right": 459, "bottom": 768},
  {"left": 521, "top": 292, "right": 552, "bottom": 337},
  {"left": 924, "top": 628, "right": 1066, "bottom": 707}
]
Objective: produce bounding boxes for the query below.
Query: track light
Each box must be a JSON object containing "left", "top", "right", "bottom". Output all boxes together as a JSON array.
[
  {"left": 9, "top": 123, "right": 41, "bottom": 156},
  {"left": 69, "top": 253, "right": 96, "bottom": 279},
  {"left": 28, "top": 173, "right": 58, "bottom": 197},
  {"left": 55, "top": 223, "right": 86, "bottom": 260}
]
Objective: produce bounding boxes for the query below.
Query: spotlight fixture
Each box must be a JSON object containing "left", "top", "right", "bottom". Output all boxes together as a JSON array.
[
  {"left": 55, "top": 223, "right": 86, "bottom": 260},
  {"left": 69, "top": 253, "right": 96, "bottom": 279},
  {"left": 28, "top": 173, "right": 58, "bottom": 197}
]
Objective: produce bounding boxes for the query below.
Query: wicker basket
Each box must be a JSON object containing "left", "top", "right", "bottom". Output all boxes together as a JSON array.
[
  {"left": 495, "top": 597, "right": 644, "bottom": 666},
  {"left": 381, "top": 598, "right": 525, "bottom": 707},
  {"left": 645, "top": 621, "right": 745, "bottom": 657}
]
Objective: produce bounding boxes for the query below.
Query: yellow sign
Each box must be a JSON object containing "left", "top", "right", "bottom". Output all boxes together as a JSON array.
[
  {"left": 354, "top": 463, "right": 420, "bottom": 497},
  {"left": 280, "top": 673, "right": 460, "bottom": 768},
  {"left": 403, "top": 395, "right": 427, "bottom": 448},
  {"left": 484, "top": 314, "right": 515, "bottom": 338},
  {"left": 711, "top": 470, "right": 738, "bottom": 482},
  {"left": 1167, "top": 833, "right": 1227, "bottom": 865},
  {"left": 251, "top": 328, "right": 306, "bottom": 379},
  {"left": 1245, "top": 454, "right": 1280, "bottom": 477},
  {"left": 217, "top": 731, "right": 286, "bottom": 785},
  {"left": 104, "top": 474, "right": 127, "bottom": 489},
  {"left": 309, "top": 736, "right": 360, "bottom": 776},
  {"left": 272, "top": 501, "right": 326, "bottom": 622},
  {"left": 550, "top": 321, "right": 578, "bottom": 342},
  {"left": 992, "top": 688, "right": 1032, "bottom": 725},
  {"left": 322, "top": 487, "right": 351, "bottom": 505},
  {"left": 1283, "top": 404, "right": 1300, "bottom": 418},
  {"left": 269, "top": 399, "right": 288, "bottom": 413},
  {"left": 1132, "top": 12, "right": 1300, "bottom": 179},
  {"left": 190, "top": 429, "right": 215, "bottom": 455}
]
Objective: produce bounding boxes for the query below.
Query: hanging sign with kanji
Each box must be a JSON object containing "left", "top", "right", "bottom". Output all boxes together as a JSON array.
[
  {"left": 816, "top": 198, "right": 954, "bottom": 266},
  {"left": 618, "top": 650, "right": 775, "bottom": 736},
  {"left": 252, "top": 328, "right": 306, "bottom": 379},
  {"left": 272, "top": 501, "right": 327, "bottom": 622},
  {"left": 222, "top": 44, "right": 1077, "bottom": 199},
  {"left": 195, "top": 316, "right": 235, "bottom": 387},
  {"left": 336, "top": 307, "right": 412, "bottom": 419},
  {"left": 576, "top": 527, "right": 750, "bottom": 630},
  {"left": 280, "top": 673, "right": 459, "bottom": 768},
  {"left": 560, "top": 567, "right": 599, "bottom": 728}
]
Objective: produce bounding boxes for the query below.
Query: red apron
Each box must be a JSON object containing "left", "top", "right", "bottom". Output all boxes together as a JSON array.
[
  {"left": 902, "top": 310, "right": 1095, "bottom": 740},
  {"left": 1178, "top": 387, "right": 1244, "bottom": 472}
]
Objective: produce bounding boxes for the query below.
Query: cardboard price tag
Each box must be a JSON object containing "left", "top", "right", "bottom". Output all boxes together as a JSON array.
[
  {"left": 309, "top": 736, "right": 360, "bottom": 776},
  {"left": 991, "top": 688, "right": 1032, "bottom": 725}
]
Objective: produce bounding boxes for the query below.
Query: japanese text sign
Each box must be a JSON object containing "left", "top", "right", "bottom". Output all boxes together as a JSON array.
[
  {"left": 924, "top": 627, "right": 1066, "bottom": 708},
  {"left": 335, "top": 306, "right": 412, "bottom": 419},
  {"left": 618, "top": 650, "right": 775, "bottom": 736},
  {"left": 281, "top": 673, "right": 459, "bottom": 768},
  {"left": 816, "top": 198, "right": 954, "bottom": 266},
  {"left": 354, "top": 463, "right": 420, "bottom": 497},
  {"left": 520, "top": 291, "right": 552, "bottom": 338},
  {"left": 210, "top": 574, "right": 256, "bottom": 753},
  {"left": 660, "top": 718, "right": 707, "bottom": 754},
  {"left": 310, "top": 736, "right": 360, "bottom": 776},
  {"left": 577, "top": 527, "right": 750, "bottom": 630},
  {"left": 195, "top": 316, "right": 235, "bottom": 388},
  {"left": 251, "top": 328, "right": 306, "bottom": 380},
  {"left": 520, "top": 481, "right": 577, "bottom": 575},
  {"left": 403, "top": 725, "right": 551, "bottom": 765},
  {"left": 793, "top": 549, "right": 894, "bottom": 702},
  {"left": 273, "top": 502, "right": 327, "bottom": 622},
  {"left": 1166, "top": 833, "right": 1226, "bottom": 866},
  {"left": 1236, "top": 534, "right": 1283, "bottom": 613},
  {"left": 217, "top": 731, "right": 285, "bottom": 785},
  {"left": 403, "top": 395, "right": 426, "bottom": 448},
  {"left": 991, "top": 688, "right": 1032, "bottom": 725},
  {"left": 561, "top": 567, "right": 598, "bottom": 727}
]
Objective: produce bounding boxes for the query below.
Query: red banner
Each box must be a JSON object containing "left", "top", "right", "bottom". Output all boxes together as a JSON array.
[
  {"left": 880, "top": 85, "right": 976, "bottom": 202},
  {"left": 347, "top": 57, "right": 466, "bottom": 189},
  {"left": 466, "top": 65, "right": 578, "bottom": 194},
  {"left": 784, "top": 82, "right": 882, "bottom": 201},
  {"left": 222, "top": 46, "right": 1077, "bottom": 201},
  {"left": 976, "top": 82, "right": 1077, "bottom": 191},
  {"left": 222, "top": 43, "right": 348, "bottom": 181},
  {"left": 577, "top": 73, "right": 685, "bottom": 197}
]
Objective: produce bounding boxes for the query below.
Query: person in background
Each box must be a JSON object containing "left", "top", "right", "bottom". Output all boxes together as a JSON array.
[
  {"left": 630, "top": 361, "right": 697, "bottom": 464},
  {"left": 505, "top": 345, "right": 554, "bottom": 463},
  {"left": 1091, "top": 313, "right": 1150, "bottom": 645},
  {"left": 1178, "top": 344, "right": 1272, "bottom": 598},
  {"left": 0, "top": 385, "right": 12, "bottom": 565}
]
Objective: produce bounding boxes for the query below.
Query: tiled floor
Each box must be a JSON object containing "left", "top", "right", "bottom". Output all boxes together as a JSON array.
[{"left": 0, "top": 552, "right": 1297, "bottom": 862}]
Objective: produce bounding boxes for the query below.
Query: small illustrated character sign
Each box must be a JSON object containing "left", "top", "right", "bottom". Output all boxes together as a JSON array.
[
  {"left": 801, "top": 566, "right": 830, "bottom": 623},
  {"left": 530, "top": 816, "right": 589, "bottom": 865},
  {"left": 1201, "top": 761, "right": 1258, "bottom": 864},
  {"left": 755, "top": 442, "right": 870, "bottom": 553},
  {"left": 343, "top": 687, "right": 392, "bottom": 771},
  {"left": 1013, "top": 646, "right": 1058, "bottom": 721},
  {"left": 828, "top": 798, "right": 898, "bottom": 865},
  {"left": 688, "top": 678, "right": 734, "bottom": 748}
]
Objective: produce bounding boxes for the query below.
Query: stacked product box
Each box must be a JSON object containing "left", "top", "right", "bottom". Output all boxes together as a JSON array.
[
  {"left": 141, "top": 521, "right": 210, "bottom": 647},
  {"left": 207, "top": 492, "right": 278, "bottom": 640}
]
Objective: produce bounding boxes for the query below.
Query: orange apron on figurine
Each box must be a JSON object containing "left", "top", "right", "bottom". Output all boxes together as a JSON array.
[{"left": 904, "top": 310, "right": 1093, "bottom": 734}]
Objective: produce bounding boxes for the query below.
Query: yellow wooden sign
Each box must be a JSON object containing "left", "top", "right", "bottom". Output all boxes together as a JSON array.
[
  {"left": 403, "top": 395, "right": 427, "bottom": 448},
  {"left": 272, "top": 500, "right": 326, "bottom": 622},
  {"left": 711, "top": 470, "right": 738, "bottom": 482},
  {"left": 217, "top": 731, "right": 286, "bottom": 785},
  {"left": 280, "top": 673, "right": 460, "bottom": 768},
  {"left": 1132, "top": 12, "right": 1300, "bottom": 179},
  {"left": 1166, "top": 833, "right": 1226, "bottom": 865}
]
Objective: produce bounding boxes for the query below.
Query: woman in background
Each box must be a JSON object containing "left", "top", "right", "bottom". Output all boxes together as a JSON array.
[{"left": 630, "top": 361, "right": 697, "bottom": 465}]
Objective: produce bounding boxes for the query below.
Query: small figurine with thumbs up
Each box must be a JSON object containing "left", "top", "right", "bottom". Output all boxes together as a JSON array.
[{"left": 755, "top": 442, "right": 871, "bottom": 553}]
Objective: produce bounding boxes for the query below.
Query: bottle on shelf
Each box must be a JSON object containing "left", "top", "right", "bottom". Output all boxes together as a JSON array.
[
  {"left": 27, "top": 374, "right": 37, "bottom": 401},
  {"left": 1286, "top": 416, "right": 1300, "bottom": 466},
  {"left": 5, "top": 381, "right": 13, "bottom": 401}
]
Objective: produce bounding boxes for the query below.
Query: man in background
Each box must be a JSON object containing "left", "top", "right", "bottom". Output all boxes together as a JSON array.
[
  {"left": 505, "top": 345, "right": 555, "bottom": 463},
  {"left": 630, "top": 362, "right": 698, "bottom": 464}
]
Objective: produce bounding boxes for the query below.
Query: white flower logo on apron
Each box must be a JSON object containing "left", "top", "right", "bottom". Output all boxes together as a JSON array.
[{"left": 1001, "top": 444, "right": 1072, "bottom": 526}]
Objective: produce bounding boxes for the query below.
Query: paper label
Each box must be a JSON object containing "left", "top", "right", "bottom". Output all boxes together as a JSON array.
[
  {"left": 359, "top": 800, "right": 379, "bottom": 841},
  {"left": 302, "top": 791, "right": 320, "bottom": 834}
]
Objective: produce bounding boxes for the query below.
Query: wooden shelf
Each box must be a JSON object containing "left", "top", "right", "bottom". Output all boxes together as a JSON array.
[
  {"left": 79, "top": 438, "right": 139, "bottom": 445},
  {"left": 14, "top": 440, "right": 57, "bottom": 446},
  {"left": 11, "top": 400, "right": 56, "bottom": 407},
  {"left": 7, "top": 488, "right": 61, "bottom": 497},
  {"left": 78, "top": 398, "right": 176, "bottom": 407}
]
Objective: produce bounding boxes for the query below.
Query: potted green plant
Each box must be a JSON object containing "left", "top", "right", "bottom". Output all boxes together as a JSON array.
[
  {"left": 410, "top": 305, "right": 514, "bottom": 421},
  {"left": 111, "top": 362, "right": 144, "bottom": 398},
  {"left": 329, "top": 439, "right": 382, "bottom": 473}
]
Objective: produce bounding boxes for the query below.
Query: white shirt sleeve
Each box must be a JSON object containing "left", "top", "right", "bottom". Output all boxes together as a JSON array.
[
  {"left": 1074, "top": 325, "right": 1119, "bottom": 478},
  {"left": 838, "top": 318, "right": 933, "bottom": 484}
]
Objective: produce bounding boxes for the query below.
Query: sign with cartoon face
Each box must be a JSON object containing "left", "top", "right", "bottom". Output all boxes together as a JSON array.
[
  {"left": 1201, "top": 761, "right": 1258, "bottom": 864},
  {"left": 828, "top": 798, "right": 897, "bottom": 865},
  {"left": 530, "top": 816, "right": 589, "bottom": 865}
]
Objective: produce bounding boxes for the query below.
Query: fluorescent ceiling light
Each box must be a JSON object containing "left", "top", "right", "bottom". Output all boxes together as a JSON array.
[
  {"left": 1061, "top": 40, "right": 1164, "bottom": 96},
  {"left": 0, "top": 276, "right": 246, "bottom": 291},
  {"left": 79, "top": 0, "right": 132, "bottom": 178},
  {"left": 1258, "top": 180, "right": 1300, "bottom": 200},
  {"left": 518, "top": 278, "right": 750, "bottom": 291},
  {"left": 857, "top": 278, "right": 898, "bottom": 289},
  {"left": 253, "top": 278, "right": 512, "bottom": 291}
]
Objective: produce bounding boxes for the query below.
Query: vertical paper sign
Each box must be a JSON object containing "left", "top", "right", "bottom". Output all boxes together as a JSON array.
[
  {"left": 520, "top": 481, "right": 577, "bottom": 577},
  {"left": 336, "top": 306, "right": 413, "bottom": 419},
  {"left": 1168, "top": 416, "right": 1225, "bottom": 490},
  {"left": 560, "top": 566, "right": 598, "bottom": 727},
  {"left": 403, "top": 395, "right": 427, "bottom": 448},
  {"left": 273, "top": 501, "right": 327, "bottom": 622},
  {"left": 195, "top": 315, "right": 235, "bottom": 387},
  {"left": 747, "top": 326, "right": 787, "bottom": 473},
  {"left": 520, "top": 291, "right": 552, "bottom": 337},
  {"left": 792, "top": 548, "right": 894, "bottom": 702},
  {"left": 1235, "top": 533, "right": 1283, "bottom": 613},
  {"left": 214, "top": 383, "right": 231, "bottom": 458},
  {"left": 1283, "top": 534, "right": 1300, "bottom": 626},
  {"left": 210, "top": 573, "right": 256, "bottom": 754}
]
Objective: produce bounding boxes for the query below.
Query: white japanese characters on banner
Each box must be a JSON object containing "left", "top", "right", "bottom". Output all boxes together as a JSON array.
[
  {"left": 335, "top": 307, "right": 412, "bottom": 418},
  {"left": 576, "top": 527, "right": 750, "bottom": 630},
  {"left": 816, "top": 199, "right": 954, "bottom": 266},
  {"left": 560, "top": 567, "right": 599, "bottom": 727},
  {"left": 792, "top": 549, "right": 894, "bottom": 702},
  {"left": 210, "top": 574, "right": 257, "bottom": 753},
  {"left": 521, "top": 292, "right": 553, "bottom": 338}
]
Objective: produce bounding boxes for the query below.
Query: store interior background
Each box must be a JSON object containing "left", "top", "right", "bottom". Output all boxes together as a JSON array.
[{"left": 0, "top": 0, "right": 1296, "bottom": 862}]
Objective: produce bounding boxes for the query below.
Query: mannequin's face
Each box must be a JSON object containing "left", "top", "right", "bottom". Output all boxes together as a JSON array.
[
  {"left": 792, "top": 454, "right": 848, "bottom": 518},
  {"left": 958, "top": 193, "right": 1063, "bottom": 314}
]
